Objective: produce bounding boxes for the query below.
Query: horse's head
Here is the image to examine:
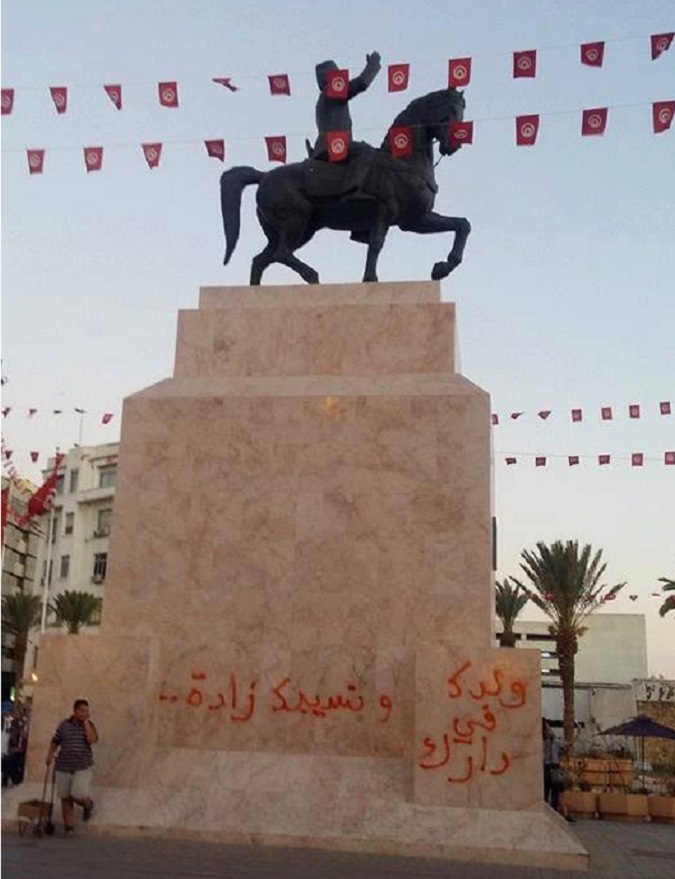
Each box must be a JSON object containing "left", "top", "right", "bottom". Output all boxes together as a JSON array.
[{"left": 433, "top": 89, "right": 466, "bottom": 156}]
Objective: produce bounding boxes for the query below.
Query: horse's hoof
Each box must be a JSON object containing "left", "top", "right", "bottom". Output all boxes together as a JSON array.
[
  {"left": 431, "top": 261, "right": 449, "bottom": 280},
  {"left": 307, "top": 272, "right": 320, "bottom": 285}
]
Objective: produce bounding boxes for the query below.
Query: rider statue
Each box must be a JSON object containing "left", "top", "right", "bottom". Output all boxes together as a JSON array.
[{"left": 309, "top": 51, "right": 381, "bottom": 195}]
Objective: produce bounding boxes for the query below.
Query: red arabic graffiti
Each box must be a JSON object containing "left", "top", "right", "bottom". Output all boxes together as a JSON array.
[
  {"left": 418, "top": 660, "right": 526, "bottom": 785},
  {"left": 158, "top": 671, "right": 394, "bottom": 724}
]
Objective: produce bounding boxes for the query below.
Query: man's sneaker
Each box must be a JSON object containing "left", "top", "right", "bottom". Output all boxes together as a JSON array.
[{"left": 83, "top": 800, "right": 94, "bottom": 822}]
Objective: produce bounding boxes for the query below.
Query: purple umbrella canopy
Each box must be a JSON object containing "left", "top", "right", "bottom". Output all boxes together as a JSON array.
[{"left": 599, "top": 715, "right": 675, "bottom": 739}]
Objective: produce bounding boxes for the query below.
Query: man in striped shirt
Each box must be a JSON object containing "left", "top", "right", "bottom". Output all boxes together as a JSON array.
[{"left": 46, "top": 699, "right": 99, "bottom": 836}]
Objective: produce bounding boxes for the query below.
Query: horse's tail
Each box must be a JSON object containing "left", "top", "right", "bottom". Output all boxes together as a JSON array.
[{"left": 220, "top": 166, "right": 266, "bottom": 265}]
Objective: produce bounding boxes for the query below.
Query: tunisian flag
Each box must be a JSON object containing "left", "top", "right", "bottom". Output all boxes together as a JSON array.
[
  {"left": 84, "top": 146, "right": 103, "bottom": 172},
  {"left": 204, "top": 139, "right": 225, "bottom": 161},
  {"left": 326, "top": 130, "right": 349, "bottom": 162},
  {"left": 388, "top": 64, "right": 409, "bottom": 92},
  {"left": 448, "top": 58, "right": 471, "bottom": 87},
  {"left": 515, "top": 114, "right": 539, "bottom": 146},
  {"left": 326, "top": 69, "right": 349, "bottom": 99},
  {"left": 142, "top": 143, "right": 162, "bottom": 168},
  {"left": 158, "top": 82, "right": 179, "bottom": 108},
  {"left": 26, "top": 454, "right": 64, "bottom": 519},
  {"left": 653, "top": 101, "right": 675, "bottom": 133},
  {"left": 651, "top": 32, "right": 674, "bottom": 60},
  {"left": 265, "top": 136, "right": 287, "bottom": 163},
  {"left": 50, "top": 86, "right": 68, "bottom": 113},
  {"left": 268, "top": 74, "right": 290, "bottom": 96},
  {"left": 27, "top": 149, "right": 45, "bottom": 174},
  {"left": 449, "top": 121, "right": 473, "bottom": 149},
  {"left": 1, "top": 88, "right": 14, "bottom": 115},
  {"left": 389, "top": 126, "right": 413, "bottom": 157},
  {"left": 513, "top": 50, "right": 536, "bottom": 78},
  {"left": 580, "top": 42, "right": 605, "bottom": 67},
  {"left": 582, "top": 107, "right": 608, "bottom": 136},
  {"left": 104, "top": 84, "right": 122, "bottom": 110}
]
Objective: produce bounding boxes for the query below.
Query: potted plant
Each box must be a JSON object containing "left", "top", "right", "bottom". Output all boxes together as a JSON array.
[
  {"left": 562, "top": 779, "right": 598, "bottom": 819},
  {"left": 648, "top": 779, "right": 675, "bottom": 823},
  {"left": 598, "top": 786, "right": 649, "bottom": 821}
]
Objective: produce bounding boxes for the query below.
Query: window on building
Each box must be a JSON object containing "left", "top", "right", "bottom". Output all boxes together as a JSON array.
[
  {"left": 50, "top": 515, "right": 60, "bottom": 544},
  {"left": 96, "top": 508, "right": 113, "bottom": 537},
  {"left": 64, "top": 512, "right": 74, "bottom": 535},
  {"left": 59, "top": 555, "right": 70, "bottom": 579},
  {"left": 92, "top": 553, "right": 107, "bottom": 583},
  {"left": 55, "top": 474, "right": 65, "bottom": 496},
  {"left": 98, "top": 466, "right": 117, "bottom": 489},
  {"left": 69, "top": 469, "right": 79, "bottom": 493}
]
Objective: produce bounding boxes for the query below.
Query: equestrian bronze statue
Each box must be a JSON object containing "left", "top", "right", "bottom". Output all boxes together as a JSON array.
[{"left": 220, "top": 87, "right": 471, "bottom": 285}]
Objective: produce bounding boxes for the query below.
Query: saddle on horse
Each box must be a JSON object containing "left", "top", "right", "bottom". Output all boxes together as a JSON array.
[{"left": 303, "top": 141, "right": 377, "bottom": 200}]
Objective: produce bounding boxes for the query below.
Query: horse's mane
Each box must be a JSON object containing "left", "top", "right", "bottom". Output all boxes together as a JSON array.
[{"left": 391, "top": 88, "right": 466, "bottom": 128}]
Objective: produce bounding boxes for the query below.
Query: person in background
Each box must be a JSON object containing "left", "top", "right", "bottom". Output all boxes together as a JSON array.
[{"left": 46, "top": 699, "right": 99, "bottom": 837}]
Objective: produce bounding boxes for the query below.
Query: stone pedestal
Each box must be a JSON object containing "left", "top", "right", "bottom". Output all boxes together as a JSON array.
[{"left": 16, "top": 282, "right": 587, "bottom": 869}]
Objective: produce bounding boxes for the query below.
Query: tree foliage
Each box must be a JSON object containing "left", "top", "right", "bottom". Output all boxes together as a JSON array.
[
  {"left": 658, "top": 577, "right": 675, "bottom": 619},
  {"left": 495, "top": 579, "right": 528, "bottom": 647},
  {"left": 1, "top": 591, "right": 42, "bottom": 686},
  {"left": 49, "top": 590, "right": 102, "bottom": 634}
]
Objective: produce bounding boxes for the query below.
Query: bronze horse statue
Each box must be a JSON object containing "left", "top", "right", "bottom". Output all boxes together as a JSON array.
[{"left": 220, "top": 87, "right": 471, "bottom": 285}]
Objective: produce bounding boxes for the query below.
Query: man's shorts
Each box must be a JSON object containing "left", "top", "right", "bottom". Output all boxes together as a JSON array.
[{"left": 55, "top": 768, "right": 92, "bottom": 800}]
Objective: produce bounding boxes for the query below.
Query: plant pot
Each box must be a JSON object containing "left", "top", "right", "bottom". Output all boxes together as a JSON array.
[
  {"left": 648, "top": 795, "right": 675, "bottom": 824},
  {"left": 598, "top": 792, "right": 649, "bottom": 822},
  {"left": 562, "top": 790, "right": 598, "bottom": 818}
]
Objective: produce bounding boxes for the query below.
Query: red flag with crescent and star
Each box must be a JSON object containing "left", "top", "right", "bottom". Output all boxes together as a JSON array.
[
  {"left": 448, "top": 58, "right": 471, "bottom": 88},
  {"left": 326, "top": 69, "right": 349, "bottom": 100},
  {"left": 389, "top": 126, "right": 413, "bottom": 157},
  {"left": 387, "top": 64, "right": 409, "bottom": 92}
]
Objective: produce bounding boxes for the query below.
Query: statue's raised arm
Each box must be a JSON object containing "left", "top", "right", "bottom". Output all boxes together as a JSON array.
[{"left": 347, "top": 51, "right": 381, "bottom": 99}]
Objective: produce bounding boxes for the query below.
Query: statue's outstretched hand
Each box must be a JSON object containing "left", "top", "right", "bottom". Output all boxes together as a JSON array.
[{"left": 367, "top": 51, "right": 381, "bottom": 68}]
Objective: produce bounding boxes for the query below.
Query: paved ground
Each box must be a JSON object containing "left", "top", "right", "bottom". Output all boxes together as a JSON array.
[{"left": 1, "top": 819, "right": 674, "bottom": 879}]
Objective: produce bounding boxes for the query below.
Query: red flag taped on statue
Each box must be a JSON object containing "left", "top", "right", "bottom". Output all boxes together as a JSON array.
[
  {"left": 448, "top": 58, "right": 471, "bottom": 88},
  {"left": 26, "top": 454, "right": 64, "bottom": 519},
  {"left": 653, "top": 101, "right": 675, "bottom": 133},
  {"left": 1, "top": 89, "right": 14, "bottom": 115},
  {"left": 265, "top": 136, "right": 287, "bottom": 163},
  {"left": 516, "top": 114, "right": 539, "bottom": 146},
  {"left": 326, "top": 130, "right": 349, "bottom": 162},
  {"left": 388, "top": 64, "right": 409, "bottom": 92},
  {"left": 326, "top": 69, "right": 349, "bottom": 100},
  {"left": 389, "top": 126, "right": 413, "bottom": 157},
  {"left": 651, "top": 33, "right": 674, "bottom": 60},
  {"left": 580, "top": 42, "right": 605, "bottom": 66},
  {"left": 205, "top": 139, "right": 225, "bottom": 161},
  {"left": 104, "top": 84, "right": 122, "bottom": 110},
  {"left": 268, "top": 74, "right": 290, "bottom": 96}
]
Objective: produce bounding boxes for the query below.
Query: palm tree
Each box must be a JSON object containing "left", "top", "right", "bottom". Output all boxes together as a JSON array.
[
  {"left": 658, "top": 576, "right": 675, "bottom": 618},
  {"left": 49, "top": 590, "right": 102, "bottom": 634},
  {"left": 495, "top": 579, "right": 528, "bottom": 647},
  {"left": 1, "top": 592, "right": 41, "bottom": 693},
  {"left": 511, "top": 540, "right": 625, "bottom": 754}
]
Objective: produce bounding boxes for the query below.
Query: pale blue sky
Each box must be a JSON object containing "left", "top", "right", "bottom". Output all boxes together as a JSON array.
[{"left": 2, "top": 1, "right": 674, "bottom": 673}]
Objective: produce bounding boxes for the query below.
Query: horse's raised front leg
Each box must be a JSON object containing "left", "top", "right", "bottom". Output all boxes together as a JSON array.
[
  {"left": 362, "top": 215, "right": 390, "bottom": 283},
  {"left": 400, "top": 211, "right": 471, "bottom": 281}
]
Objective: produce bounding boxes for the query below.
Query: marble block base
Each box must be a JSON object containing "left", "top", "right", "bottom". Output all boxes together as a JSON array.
[{"left": 19, "top": 283, "right": 587, "bottom": 870}]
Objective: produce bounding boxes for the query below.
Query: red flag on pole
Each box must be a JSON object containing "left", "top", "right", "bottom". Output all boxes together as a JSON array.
[
  {"left": 268, "top": 74, "right": 290, "bottom": 96},
  {"left": 389, "top": 126, "right": 413, "bottom": 157},
  {"left": 653, "top": 101, "right": 675, "bottom": 133},
  {"left": 1, "top": 88, "right": 14, "bottom": 115},
  {"left": 50, "top": 86, "right": 68, "bottom": 114},
  {"left": 84, "top": 146, "right": 103, "bottom": 172},
  {"left": 629, "top": 404, "right": 641, "bottom": 419},
  {"left": 204, "top": 139, "right": 226, "bottom": 161},
  {"left": 513, "top": 50, "right": 537, "bottom": 78},
  {"left": 388, "top": 64, "right": 410, "bottom": 92},
  {"left": 265, "top": 136, "right": 287, "bottom": 163},
  {"left": 102, "top": 413, "right": 114, "bottom": 425},
  {"left": 26, "top": 454, "right": 64, "bottom": 519},
  {"left": 515, "top": 114, "right": 539, "bottom": 146},
  {"left": 27, "top": 149, "right": 45, "bottom": 174},
  {"left": 580, "top": 42, "right": 605, "bottom": 67},
  {"left": 326, "top": 130, "right": 349, "bottom": 162},
  {"left": 660, "top": 401, "right": 672, "bottom": 415},
  {"left": 104, "top": 84, "right": 122, "bottom": 110},
  {"left": 142, "top": 143, "right": 162, "bottom": 169},
  {"left": 213, "top": 77, "right": 239, "bottom": 92},
  {"left": 30, "top": 452, "right": 39, "bottom": 462},
  {"left": 449, "top": 120, "right": 473, "bottom": 149},
  {"left": 158, "top": 82, "right": 179, "bottom": 108},
  {"left": 601, "top": 406, "right": 613, "bottom": 420},
  {"left": 631, "top": 453, "right": 644, "bottom": 467},
  {"left": 582, "top": 108, "right": 608, "bottom": 136},
  {"left": 448, "top": 58, "right": 472, "bottom": 88},
  {"left": 326, "top": 69, "right": 349, "bottom": 100},
  {"left": 651, "top": 33, "right": 674, "bottom": 60}
]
